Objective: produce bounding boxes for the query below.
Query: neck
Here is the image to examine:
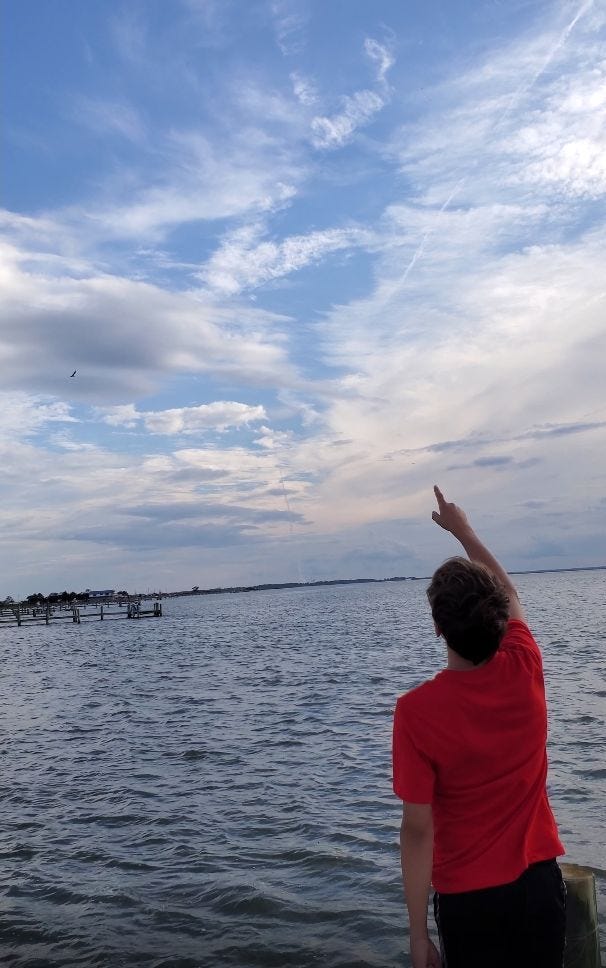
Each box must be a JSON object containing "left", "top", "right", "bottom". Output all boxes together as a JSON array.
[{"left": 446, "top": 646, "right": 487, "bottom": 671}]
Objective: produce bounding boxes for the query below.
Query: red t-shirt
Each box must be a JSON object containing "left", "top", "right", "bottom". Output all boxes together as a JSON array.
[{"left": 392, "top": 619, "right": 564, "bottom": 893}]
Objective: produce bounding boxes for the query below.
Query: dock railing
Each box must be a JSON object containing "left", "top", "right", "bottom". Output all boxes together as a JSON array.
[{"left": 0, "top": 600, "right": 162, "bottom": 628}]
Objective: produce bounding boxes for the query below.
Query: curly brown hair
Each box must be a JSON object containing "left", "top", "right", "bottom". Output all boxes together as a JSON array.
[{"left": 427, "top": 557, "right": 510, "bottom": 665}]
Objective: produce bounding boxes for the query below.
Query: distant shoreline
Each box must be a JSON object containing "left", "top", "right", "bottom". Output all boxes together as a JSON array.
[
  {"left": 8, "top": 565, "right": 604, "bottom": 606},
  {"left": 161, "top": 565, "right": 606, "bottom": 599}
]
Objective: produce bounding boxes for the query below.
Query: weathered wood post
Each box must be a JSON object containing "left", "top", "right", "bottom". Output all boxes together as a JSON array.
[
  {"left": 561, "top": 863, "right": 601, "bottom": 968},
  {"left": 16, "top": 605, "right": 21, "bottom": 626},
  {"left": 100, "top": 605, "right": 104, "bottom": 620},
  {"left": 45, "top": 605, "right": 50, "bottom": 625}
]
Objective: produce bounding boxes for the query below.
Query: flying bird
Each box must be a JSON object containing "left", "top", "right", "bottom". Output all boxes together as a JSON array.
[{"left": 70, "top": 370, "right": 77, "bottom": 378}]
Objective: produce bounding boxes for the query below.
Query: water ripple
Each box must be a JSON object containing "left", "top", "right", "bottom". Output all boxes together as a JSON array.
[{"left": 0, "top": 574, "right": 604, "bottom": 966}]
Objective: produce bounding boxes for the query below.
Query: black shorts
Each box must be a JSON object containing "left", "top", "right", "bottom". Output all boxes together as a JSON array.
[{"left": 433, "top": 859, "right": 566, "bottom": 968}]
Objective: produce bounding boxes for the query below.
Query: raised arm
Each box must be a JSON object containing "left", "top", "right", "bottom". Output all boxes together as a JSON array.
[{"left": 431, "top": 485, "right": 526, "bottom": 623}]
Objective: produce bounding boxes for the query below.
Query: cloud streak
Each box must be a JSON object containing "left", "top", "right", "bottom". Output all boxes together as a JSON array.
[
  {"left": 310, "top": 37, "right": 394, "bottom": 149},
  {"left": 200, "top": 224, "right": 371, "bottom": 294},
  {"left": 100, "top": 401, "right": 267, "bottom": 434}
]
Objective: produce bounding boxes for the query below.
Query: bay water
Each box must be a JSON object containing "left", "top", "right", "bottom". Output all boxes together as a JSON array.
[{"left": 1, "top": 571, "right": 604, "bottom": 967}]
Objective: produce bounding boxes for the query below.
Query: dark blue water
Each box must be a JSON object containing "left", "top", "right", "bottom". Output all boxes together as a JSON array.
[{"left": 1, "top": 572, "right": 604, "bottom": 966}]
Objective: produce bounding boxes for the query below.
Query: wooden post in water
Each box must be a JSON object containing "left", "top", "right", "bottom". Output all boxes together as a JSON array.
[
  {"left": 100, "top": 605, "right": 104, "bottom": 620},
  {"left": 561, "top": 863, "right": 602, "bottom": 968}
]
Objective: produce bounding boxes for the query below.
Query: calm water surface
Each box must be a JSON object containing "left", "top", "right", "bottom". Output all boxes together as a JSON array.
[{"left": 1, "top": 572, "right": 604, "bottom": 967}]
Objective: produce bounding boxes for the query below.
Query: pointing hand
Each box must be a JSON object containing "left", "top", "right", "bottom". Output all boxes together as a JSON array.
[{"left": 431, "top": 485, "right": 470, "bottom": 537}]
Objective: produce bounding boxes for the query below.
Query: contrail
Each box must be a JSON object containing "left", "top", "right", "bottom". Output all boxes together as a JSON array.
[
  {"left": 497, "top": 0, "right": 595, "bottom": 126},
  {"left": 399, "top": 0, "right": 595, "bottom": 286},
  {"left": 527, "top": 0, "right": 594, "bottom": 89},
  {"left": 400, "top": 179, "right": 465, "bottom": 285}
]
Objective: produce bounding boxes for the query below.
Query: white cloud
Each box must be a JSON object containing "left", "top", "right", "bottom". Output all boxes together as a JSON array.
[
  {"left": 285, "top": 8, "right": 606, "bottom": 545},
  {"left": 100, "top": 401, "right": 267, "bottom": 434},
  {"left": 0, "top": 238, "right": 295, "bottom": 402},
  {"left": 394, "top": 8, "right": 605, "bottom": 207},
  {"left": 2, "top": 0, "right": 605, "bottom": 594},
  {"left": 0, "top": 393, "right": 76, "bottom": 442},
  {"left": 364, "top": 37, "right": 395, "bottom": 84},
  {"left": 200, "top": 223, "right": 371, "bottom": 295},
  {"left": 311, "top": 90, "right": 385, "bottom": 150},
  {"left": 0, "top": 433, "right": 305, "bottom": 595},
  {"left": 73, "top": 132, "right": 300, "bottom": 241},
  {"left": 309, "top": 224, "right": 606, "bottom": 534},
  {"left": 271, "top": 0, "right": 308, "bottom": 55},
  {"left": 98, "top": 404, "right": 140, "bottom": 428},
  {"left": 506, "top": 68, "right": 606, "bottom": 198},
  {"left": 0, "top": 210, "right": 63, "bottom": 241},
  {"left": 253, "top": 424, "right": 294, "bottom": 450},
  {"left": 49, "top": 432, "right": 97, "bottom": 452},
  {"left": 290, "top": 71, "right": 318, "bottom": 106},
  {"left": 308, "top": 36, "right": 395, "bottom": 150}
]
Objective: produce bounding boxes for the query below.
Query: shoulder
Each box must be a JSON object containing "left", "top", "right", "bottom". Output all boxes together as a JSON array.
[
  {"left": 501, "top": 618, "right": 539, "bottom": 646},
  {"left": 500, "top": 619, "right": 543, "bottom": 663},
  {"left": 396, "top": 675, "right": 445, "bottom": 716}
]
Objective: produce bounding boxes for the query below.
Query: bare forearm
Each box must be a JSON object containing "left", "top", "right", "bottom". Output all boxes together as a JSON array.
[
  {"left": 401, "top": 827, "right": 433, "bottom": 940},
  {"left": 455, "top": 524, "right": 516, "bottom": 592},
  {"left": 432, "top": 486, "right": 519, "bottom": 599},
  {"left": 453, "top": 523, "right": 525, "bottom": 620}
]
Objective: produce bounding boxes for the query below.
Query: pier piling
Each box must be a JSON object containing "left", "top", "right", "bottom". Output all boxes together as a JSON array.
[{"left": 562, "top": 864, "right": 602, "bottom": 968}]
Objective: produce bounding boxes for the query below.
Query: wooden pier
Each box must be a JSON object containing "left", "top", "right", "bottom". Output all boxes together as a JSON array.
[{"left": 0, "top": 601, "right": 162, "bottom": 629}]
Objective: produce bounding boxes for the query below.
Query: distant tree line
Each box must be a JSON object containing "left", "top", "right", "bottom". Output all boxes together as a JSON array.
[{"left": 0, "top": 590, "right": 131, "bottom": 609}]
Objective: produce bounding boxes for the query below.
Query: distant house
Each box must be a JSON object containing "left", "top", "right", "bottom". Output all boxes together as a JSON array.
[{"left": 85, "top": 589, "right": 115, "bottom": 599}]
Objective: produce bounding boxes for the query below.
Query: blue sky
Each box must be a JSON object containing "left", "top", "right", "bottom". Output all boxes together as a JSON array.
[{"left": 2, "top": 0, "right": 605, "bottom": 596}]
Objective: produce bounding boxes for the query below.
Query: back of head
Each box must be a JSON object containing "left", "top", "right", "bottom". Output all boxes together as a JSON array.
[{"left": 427, "top": 557, "right": 510, "bottom": 665}]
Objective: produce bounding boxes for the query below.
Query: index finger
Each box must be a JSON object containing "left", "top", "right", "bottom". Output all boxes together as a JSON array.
[{"left": 433, "top": 484, "right": 446, "bottom": 507}]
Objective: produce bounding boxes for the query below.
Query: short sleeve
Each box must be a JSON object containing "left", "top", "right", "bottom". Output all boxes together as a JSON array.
[
  {"left": 500, "top": 619, "right": 543, "bottom": 664},
  {"left": 392, "top": 696, "right": 435, "bottom": 803}
]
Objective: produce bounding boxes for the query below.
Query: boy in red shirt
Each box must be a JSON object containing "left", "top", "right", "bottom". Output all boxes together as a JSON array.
[{"left": 393, "top": 486, "right": 566, "bottom": 968}]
